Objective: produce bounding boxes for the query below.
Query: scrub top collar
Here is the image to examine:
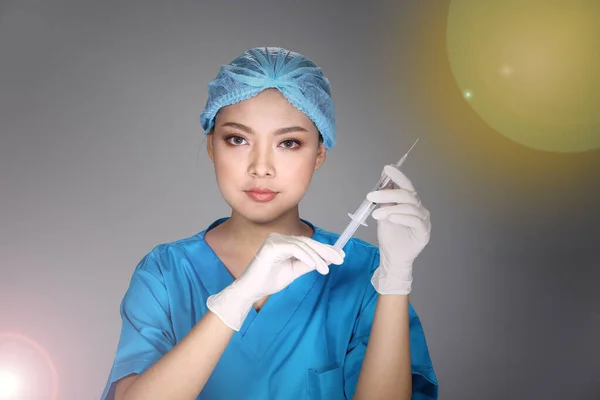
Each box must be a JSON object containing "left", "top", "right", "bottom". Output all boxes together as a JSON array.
[{"left": 195, "top": 217, "right": 329, "bottom": 359}]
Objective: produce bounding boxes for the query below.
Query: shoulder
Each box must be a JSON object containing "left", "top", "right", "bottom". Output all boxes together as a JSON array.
[{"left": 132, "top": 230, "right": 209, "bottom": 278}]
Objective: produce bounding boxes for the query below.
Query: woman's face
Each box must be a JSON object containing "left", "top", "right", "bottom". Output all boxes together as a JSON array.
[{"left": 207, "top": 89, "right": 326, "bottom": 225}]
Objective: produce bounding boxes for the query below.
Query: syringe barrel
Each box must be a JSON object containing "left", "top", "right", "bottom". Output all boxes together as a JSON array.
[
  {"left": 373, "top": 174, "right": 393, "bottom": 192},
  {"left": 351, "top": 198, "right": 376, "bottom": 222},
  {"left": 334, "top": 219, "right": 361, "bottom": 250}
]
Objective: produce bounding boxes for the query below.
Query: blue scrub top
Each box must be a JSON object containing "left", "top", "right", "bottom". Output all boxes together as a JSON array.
[{"left": 101, "top": 218, "right": 438, "bottom": 399}]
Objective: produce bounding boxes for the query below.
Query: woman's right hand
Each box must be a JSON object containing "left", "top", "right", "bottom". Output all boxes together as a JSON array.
[{"left": 207, "top": 233, "right": 345, "bottom": 331}]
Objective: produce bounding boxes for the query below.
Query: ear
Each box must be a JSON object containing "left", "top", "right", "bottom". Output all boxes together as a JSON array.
[
  {"left": 314, "top": 142, "right": 327, "bottom": 171},
  {"left": 206, "top": 130, "right": 215, "bottom": 164}
]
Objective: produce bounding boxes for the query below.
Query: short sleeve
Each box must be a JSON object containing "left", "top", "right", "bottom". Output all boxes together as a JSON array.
[
  {"left": 100, "top": 252, "right": 176, "bottom": 400},
  {"left": 343, "top": 249, "right": 439, "bottom": 400}
]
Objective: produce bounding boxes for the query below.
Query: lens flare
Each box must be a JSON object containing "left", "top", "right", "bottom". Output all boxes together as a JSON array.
[
  {"left": 0, "top": 333, "right": 59, "bottom": 400},
  {"left": 0, "top": 369, "right": 20, "bottom": 397},
  {"left": 447, "top": 0, "right": 600, "bottom": 153}
]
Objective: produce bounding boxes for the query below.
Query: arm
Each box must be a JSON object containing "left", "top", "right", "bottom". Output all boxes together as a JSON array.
[
  {"left": 353, "top": 294, "right": 411, "bottom": 400},
  {"left": 115, "top": 311, "right": 233, "bottom": 400},
  {"left": 342, "top": 251, "right": 437, "bottom": 400},
  {"left": 348, "top": 163, "right": 436, "bottom": 399},
  {"left": 100, "top": 250, "right": 236, "bottom": 400},
  {"left": 103, "top": 235, "right": 344, "bottom": 400}
]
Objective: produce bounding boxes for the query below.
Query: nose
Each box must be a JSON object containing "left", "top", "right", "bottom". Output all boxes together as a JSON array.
[{"left": 247, "top": 145, "right": 275, "bottom": 178}]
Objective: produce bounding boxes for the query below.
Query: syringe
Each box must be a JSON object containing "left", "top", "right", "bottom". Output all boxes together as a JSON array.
[{"left": 333, "top": 139, "right": 419, "bottom": 251}]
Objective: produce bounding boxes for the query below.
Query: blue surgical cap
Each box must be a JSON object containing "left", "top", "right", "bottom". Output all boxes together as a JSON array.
[{"left": 200, "top": 47, "right": 336, "bottom": 149}]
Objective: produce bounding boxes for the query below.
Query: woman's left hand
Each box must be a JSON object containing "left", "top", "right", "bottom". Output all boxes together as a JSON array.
[{"left": 366, "top": 164, "right": 431, "bottom": 295}]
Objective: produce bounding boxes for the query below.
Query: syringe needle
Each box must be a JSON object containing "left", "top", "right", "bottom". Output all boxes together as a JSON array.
[
  {"left": 395, "top": 138, "right": 420, "bottom": 167},
  {"left": 405, "top": 138, "right": 419, "bottom": 157}
]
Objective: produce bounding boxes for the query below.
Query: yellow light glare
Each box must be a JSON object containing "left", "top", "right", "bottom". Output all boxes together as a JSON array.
[{"left": 447, "top": 0, "right": 600, "bottom": 152}]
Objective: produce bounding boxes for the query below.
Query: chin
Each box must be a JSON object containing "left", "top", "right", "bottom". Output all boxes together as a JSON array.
[
  {"left": 242, "top": 214, "right": 283, "bottom": 226},
  {"left": 237, "top": 206, "right": 289, "bottom": 225}
]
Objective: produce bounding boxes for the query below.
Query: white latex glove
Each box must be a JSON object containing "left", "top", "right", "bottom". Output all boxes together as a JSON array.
[
  {"left": 366, "top": 164, "right": 431, "bottom": 295},
  {"left": 206, "top": 233, "right": 345, "bottom": 331}
]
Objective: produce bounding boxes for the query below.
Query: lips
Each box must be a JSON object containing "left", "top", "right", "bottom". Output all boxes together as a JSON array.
[
  {"left": 245, "top": 187, "right": 276, "bottom": 194},
  {"left": 244, "top": 187, "right": 278, "bottom": 202}
]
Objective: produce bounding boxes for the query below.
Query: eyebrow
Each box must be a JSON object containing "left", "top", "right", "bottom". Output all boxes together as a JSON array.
[{"left": 220, "top": 122, "right": 309, "bottom": 136}]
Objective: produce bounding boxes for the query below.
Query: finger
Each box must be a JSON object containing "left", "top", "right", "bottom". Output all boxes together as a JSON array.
[
  {"left": 290, "top": 257, "right": 320, "bottom": 277},
  {"left": 294, "top": 236, "right": 345, "bottom": 265},
  {"left": 276, "top": 241, "right": 319, "bottom": 271},
  {"left": 366, "top": 188, "right": 420, "bottom": 205},
  {"left": 388, "top": 214, "right": 431, "bottom": 238},
  {"left": 291, "top": 240, "right": 330, "bottom": 275},
  {"left": 383, "top": 165, "right": 416, "bottom": 192},
  {"left": 374, "top": 211, "right": 431, "bottom": 235},
  {"left": 372, "top": 203, "right": 428, "bottom": 221},
  {"left": 277, "top": 236, "right": 330, "bottom": 274},
  {"left": 270, "top": 234, "right": 333, "bottom": 274}
]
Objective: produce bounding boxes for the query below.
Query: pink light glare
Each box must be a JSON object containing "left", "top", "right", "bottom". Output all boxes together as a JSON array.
[
  {"left": 0, "top": 369, "right": 20, "bottom": 397},
  {"left": 0, "top": 332, "right": 59, "bottom": 400}
]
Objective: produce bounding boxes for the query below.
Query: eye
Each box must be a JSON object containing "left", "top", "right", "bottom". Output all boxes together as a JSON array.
[
  {"left": 280, "top": 139, "right": 300, "bottom": 149},
  {"left": 225, "top": 135, "right": 247, "bottom": 146}
]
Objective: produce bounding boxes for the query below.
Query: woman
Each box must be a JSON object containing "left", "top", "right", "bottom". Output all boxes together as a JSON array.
[{"left": 101, "top": 47, "right": 438, "bottom": 399}]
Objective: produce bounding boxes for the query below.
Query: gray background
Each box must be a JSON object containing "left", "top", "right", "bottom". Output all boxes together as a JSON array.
[{"left": 1, "top": 1, "right": 599, "bottom": 399}]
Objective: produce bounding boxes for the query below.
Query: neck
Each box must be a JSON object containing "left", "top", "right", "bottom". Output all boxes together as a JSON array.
[{"left": 220, "top": 208, "right": 313, "bottom": 254}]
